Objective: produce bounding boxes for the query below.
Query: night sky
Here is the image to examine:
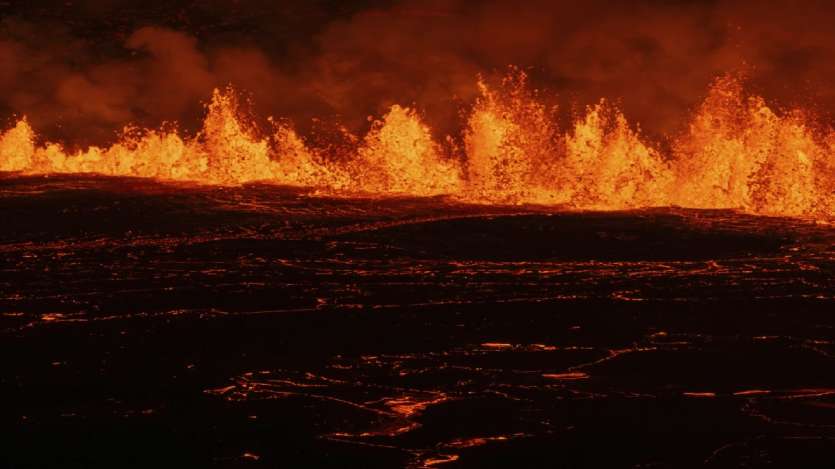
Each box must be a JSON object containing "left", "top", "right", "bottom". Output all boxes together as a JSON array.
[{"left": 2, "top": 0, "right": 835, "bottom": 145}]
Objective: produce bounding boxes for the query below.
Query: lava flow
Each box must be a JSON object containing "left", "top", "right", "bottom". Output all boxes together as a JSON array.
[{"left": 1, "top": 71, "right": 834, "bottom": 219}]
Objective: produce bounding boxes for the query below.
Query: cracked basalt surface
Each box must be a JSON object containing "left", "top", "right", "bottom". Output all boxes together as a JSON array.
[{"left": 1, "top": 175, "right": 834, "bottom": 468}]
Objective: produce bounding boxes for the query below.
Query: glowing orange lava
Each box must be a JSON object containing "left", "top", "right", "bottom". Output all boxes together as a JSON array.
[{"left": 2, "top": 72, "right": 834, "bottom": 219}]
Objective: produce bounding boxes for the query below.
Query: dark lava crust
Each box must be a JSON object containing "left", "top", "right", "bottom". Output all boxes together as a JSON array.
[{"left": 2, "top": 175, "right": 835, "bottom": 468}]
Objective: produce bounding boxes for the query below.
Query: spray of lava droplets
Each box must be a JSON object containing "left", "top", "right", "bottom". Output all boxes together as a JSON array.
[{"left": 1, "top": 70, "right": 834, "bottom": 219}]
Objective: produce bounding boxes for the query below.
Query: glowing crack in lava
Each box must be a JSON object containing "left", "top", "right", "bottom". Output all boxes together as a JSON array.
[{"left": 1, "top": 71, "right": 834, "bottom": 219}]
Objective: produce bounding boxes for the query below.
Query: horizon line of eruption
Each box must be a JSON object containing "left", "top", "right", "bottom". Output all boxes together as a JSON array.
[{"left": 1, "top": 71, "right": 834, "bottom": 219}]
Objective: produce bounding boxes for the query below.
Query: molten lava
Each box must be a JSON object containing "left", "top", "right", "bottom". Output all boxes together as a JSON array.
[{"left": 2, "top": 72, "right": 834, "bottom": 219}]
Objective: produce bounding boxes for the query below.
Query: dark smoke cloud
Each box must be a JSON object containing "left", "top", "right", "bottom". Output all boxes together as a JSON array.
[{"left": 1, "top": 0, "right": 835, "bottom": 147}]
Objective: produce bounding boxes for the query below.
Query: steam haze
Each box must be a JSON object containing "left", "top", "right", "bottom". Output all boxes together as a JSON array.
[{"left": 2, "top": 0, "right": 835, "bottom": 146}]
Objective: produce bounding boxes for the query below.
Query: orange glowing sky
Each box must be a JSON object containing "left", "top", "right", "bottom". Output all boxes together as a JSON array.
[{"left": 1, "top": 1, "right": 834, "bottom": 218}]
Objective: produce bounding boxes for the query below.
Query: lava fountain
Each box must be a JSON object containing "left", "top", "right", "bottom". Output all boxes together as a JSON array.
[{"left": 1, "top": 71, "right": 833, "bottom": 219}]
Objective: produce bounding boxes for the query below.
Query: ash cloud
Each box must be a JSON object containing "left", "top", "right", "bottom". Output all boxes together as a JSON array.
[{"left": 1, "top": 0, "right": 835, "bottom": 146}]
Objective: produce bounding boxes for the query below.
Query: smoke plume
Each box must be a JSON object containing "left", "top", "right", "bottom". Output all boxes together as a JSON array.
[{"left": 2, "top": 0, "right": 835, "bottom": 146}]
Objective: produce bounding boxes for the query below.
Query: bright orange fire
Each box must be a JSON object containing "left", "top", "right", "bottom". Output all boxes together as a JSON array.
[{"left": 2, "top": 71, "right": 834, "bottom": 219}]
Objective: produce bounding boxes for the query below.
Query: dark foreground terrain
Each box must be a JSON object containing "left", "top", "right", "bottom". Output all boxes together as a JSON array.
[{"left": 1, "top": 175, "right": 834, "bottom": 468}]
